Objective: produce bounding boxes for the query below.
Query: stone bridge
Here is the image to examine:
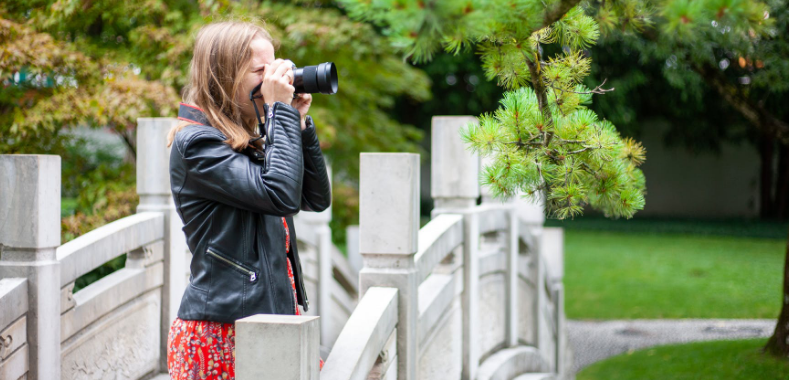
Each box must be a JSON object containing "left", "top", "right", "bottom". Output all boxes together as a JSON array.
[{"left": 0, "top": 116, "right": 570, "bottom": 380}]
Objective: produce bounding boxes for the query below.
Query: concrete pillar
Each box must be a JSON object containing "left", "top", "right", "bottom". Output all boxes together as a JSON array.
[
  {"left": 505, "top": 208, "right": 519, "bottom": 347},
  {"left": 345, "top": 225, "right": 361, "bottom": 277},
  {"left": 0, "top": 155, "right": 61, "bottom": 380},
  {"left": 477, "top": 140, "right": 521, "bottom": 348},
  {"left": 295, "top": 163, "right": 332, "bottom": 347},
  {"left": 359, "top": 153, "right": 420, "bottom": 380},
  {"left": 431, "top": 116, "right": 480, "bottom": 210},
  {"left": 235, "top": 314, "right": 320, "bottom": 380},
  {"left": 136, "top": 117, "right": 187, "bottom": 372},
  {"left": 429, "top": 116, "right": 482, "bottom": 380}
]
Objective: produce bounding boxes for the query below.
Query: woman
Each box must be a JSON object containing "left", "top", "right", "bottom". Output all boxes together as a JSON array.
[{"left": 165, "top": 20, "right": 331, "bottom": 379}]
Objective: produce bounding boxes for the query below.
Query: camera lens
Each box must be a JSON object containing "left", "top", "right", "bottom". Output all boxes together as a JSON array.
[{"left": 293, "top": 62, "right": 338, "bottom": 95}]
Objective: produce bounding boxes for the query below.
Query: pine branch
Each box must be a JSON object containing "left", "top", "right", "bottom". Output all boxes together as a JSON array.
[
  {"left": 551, "top": 78, "right": 615, "bottom": 95},
  {"left": 525, "top": 52, "right": 554, "bottom": 147},
  {"left": 543, "top": 0, "right": 585, "bottom": 29}
]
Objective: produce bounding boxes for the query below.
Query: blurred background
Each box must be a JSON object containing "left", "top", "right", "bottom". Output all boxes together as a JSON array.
[{"left": 1, "top": 0, "right": 787, "bottom": 378}]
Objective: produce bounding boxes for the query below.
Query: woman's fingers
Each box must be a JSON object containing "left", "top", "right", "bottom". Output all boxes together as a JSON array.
[
  {"left": 260, "top": 59, "right": 296, "bottom": 105},
  {"left": 272, "top": 61, "right": 293, "bottom": 82}
]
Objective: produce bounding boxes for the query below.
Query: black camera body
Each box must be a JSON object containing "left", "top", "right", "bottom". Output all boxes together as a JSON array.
[
  {"left": 246, "top": 61, "right": 338, "bottom": 160},
  {"left": 249, "top": 61, "right": 338, "bottom": 99},
  {"left": 292, "top": 62, "right": 338, "bottom": 95}
]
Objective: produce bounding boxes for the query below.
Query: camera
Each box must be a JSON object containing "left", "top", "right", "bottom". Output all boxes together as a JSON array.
[
  {"left": 292, "top": 62, "right": 338, "bottom": 95},
  {"left": 250, "top": 61, "right": 338, "bottom": 97}
]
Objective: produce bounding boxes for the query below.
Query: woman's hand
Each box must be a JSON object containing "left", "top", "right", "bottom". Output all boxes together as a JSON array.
[
  {"left": 260, "top": 59, "right": 295, "bottom": 107},
  {"left": 291, "top": 93, "right": 312, "bottom": 131}
]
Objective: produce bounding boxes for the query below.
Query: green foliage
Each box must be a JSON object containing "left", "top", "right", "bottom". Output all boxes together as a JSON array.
[
  {"left": 340, "top": 0, "right": 650, "bottom": 219},
  {"left": 1, "top": 0, "right": 433, "bottom": 244},
  {"left": 564, "top": 230, "right": 783, "bottom": 319},
  {"left": 579, "top": 339, "right": 789, "bottom": 380}
]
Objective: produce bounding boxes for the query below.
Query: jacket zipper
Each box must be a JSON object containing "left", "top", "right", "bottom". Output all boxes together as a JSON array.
[
  {"left": 266, "top": 103, "right": 276, "bottom": 144},
  {"left": 207, "top": 249, "right": 258, "bottom": 282}
]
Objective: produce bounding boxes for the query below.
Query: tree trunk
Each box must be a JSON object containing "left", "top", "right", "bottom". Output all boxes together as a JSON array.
[
  {"left": 764, "top": 226, "right": 789, "bottom": 358},
  {"left": 776, "top": 144, "right": 789, "bottom": 219},
  {"left": 761, "top": 133, "right": 775, "bottom": 218}
]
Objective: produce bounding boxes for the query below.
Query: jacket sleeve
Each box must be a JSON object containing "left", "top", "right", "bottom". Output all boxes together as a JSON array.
[
  {"left": 299, "top": 116, "right": 332, "bottom": 212},
  {"left": 176, "top": 102, "right": 304, "bottom": 216}
]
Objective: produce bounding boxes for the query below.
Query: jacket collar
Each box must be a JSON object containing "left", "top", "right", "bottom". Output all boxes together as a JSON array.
[{"left": 177, "top": 103, "right": 212, "bottom": 127}]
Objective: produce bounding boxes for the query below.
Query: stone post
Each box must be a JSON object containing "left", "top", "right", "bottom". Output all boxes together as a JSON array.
[
  {"left": 359, "top": 153, "right": 420, "bottom": 380},
  {"left": 136, "top": 117, "right": 187, "bottom": 372},
  {"left": 0, "top": 155, "right": 61, "bottom": 380},
  {"left": 505, "top": 207, "right": 519, "bottom": 347},
  {"left": 479, "top": 148, "right": 520, "bottom": 348},
  {"left": 235, "top": 314, "right": 320, "bottom": 380},
  {"left": 429, "top": 116, "right": 480, "bottom": 380},
  {"left": 431, "top": 117, "right": 479, "bottom": 210},
  {"left": 345, "top": 225, "right": 361, "bottom": 277},
  {"left": 294, "top": 161, "right": 332, "bottom": 347}
]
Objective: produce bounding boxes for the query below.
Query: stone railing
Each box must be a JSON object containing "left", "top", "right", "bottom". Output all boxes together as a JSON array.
[
  {"left": 0, "top": 119, "right": 357, "bottom": 380},
  {"left": 236, "top": 117, "right": 570, "bottom": 380}
]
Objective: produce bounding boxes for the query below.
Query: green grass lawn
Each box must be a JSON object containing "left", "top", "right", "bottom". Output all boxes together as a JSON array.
[
  {"left": 562, "top": 229, "right": 786, "bottom": 319},
  {"left": 578, "top": 339, "right": 789, "bottom": 380}
]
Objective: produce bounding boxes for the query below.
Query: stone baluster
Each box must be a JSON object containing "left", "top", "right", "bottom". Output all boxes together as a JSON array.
[
  {"left": 359, "top": 153, "right": 420, "bottom": 380},
  {"left": 429, "top": 116, "right": 480, "bottom": 380},
  {"left": 235, "top": 314, "right": 320, "bottom": 380},
  {"left": 0, "top": 155, "right": 62, "bottom": 380},
  {"left": 294, "top": 162, "right": 333, "bottom": 347},
  {"left": 478, "top": 153, "right": 520, "bottom": 348},
  {"left": 345, "top": 225, "right": 361, "bottom": 277},
  {"left": 136, "top": 117, "right": 188, "bottom": 371}
]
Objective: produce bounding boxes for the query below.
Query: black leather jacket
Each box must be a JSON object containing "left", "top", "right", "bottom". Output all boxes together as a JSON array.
[{"left": 170, "top": 101, "right": 331, "bottom": 323}]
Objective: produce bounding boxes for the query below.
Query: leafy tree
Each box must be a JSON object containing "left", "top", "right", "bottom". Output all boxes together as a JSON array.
[
  {"left": 339, "top": 0, "right": 649, "bottom": 220},
  {"left": 586, "top": 0, "right": 789, "bottom": 358},
  {"left": 589, "top": 0, "right": 788, "bottom": 220},
  {"left": 0, "top": 0, "right": 431, "bottom": 243},
  {"left": 339, "top": 0, "right": 788, "bottom": 359}
]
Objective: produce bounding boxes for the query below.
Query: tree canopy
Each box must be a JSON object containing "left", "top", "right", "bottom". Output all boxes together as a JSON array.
[
  {"left": 1, "top": 0, "right": 432, "bottom": 240},
  {"left": 338, "top": 0, "right": 775, "bottom": 220}
]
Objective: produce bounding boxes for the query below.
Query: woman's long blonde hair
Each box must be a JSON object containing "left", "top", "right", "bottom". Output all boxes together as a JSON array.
[{"left": 167, "top": 20, "right": 277, "bottom": 151}]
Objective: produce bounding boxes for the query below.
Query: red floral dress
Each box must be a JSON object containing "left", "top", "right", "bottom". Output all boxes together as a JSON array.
[{"left": 167, "top": 218, "right": 323, "bottom": 379}]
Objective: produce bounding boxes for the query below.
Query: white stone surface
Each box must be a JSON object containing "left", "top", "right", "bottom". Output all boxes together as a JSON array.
[
  {"left": 476, "top": 346, "right": 550, "bottom": 380},
  {"left": 345, "top": 225, "right": 362, "bottom": 277},
  {"left": 0, "top": 278, "right": 27, "bottom": 331},
  {"left": 56, "top": 212, "right": 165, "bottom": 286},
  {"left": 0, "top": 343, "right": 28, "bottom": 380},
  {"left": 61, "top": 291, "right": 161, "bottom": 380},
  {"left": 0, "top": 315, "right": 26, "bottom": 360},
  {"left": 540, "top": 228, "right": 564, "bottom": 283},
  {"left": 417, "top": 273, "right": 455, "bottom": 347},
  {"left": 515, "top": 192, "right": 546, "bottom": 226},
  {"left": 417, "top": 297, "right": 462, "bottom": 380},
  {"left": 517, "top": 278, "right": 537, "bottom": 346},
  {"left": 430, "top": 116, "right": 480, "bottom": 201},
  {"left": 136, "top": 118, "right": 176, "bottom": 203},
  {"left": 0, "top": 247, "right": 61, "bottom": 380},
  {"left": 0, "top": 155, "right": 60, "bottom": 250},
  {"left": 322, "top": 287, "right": 398, "bottom": 380},
  {"left": 478, "top": 273, "right": 507, "bottom": 359},
  {"left": 137, "top": 117, "right": 190, "bottom": 373},
  {"left": 366, "top": 328, "right": 397, "bottom": 380},
  {"left": 414, "top": 214, "right": 464, "bottom": 283},
  {"left": 359, "top": 153, "right": 420, "bottom": 256},
  {"left": 236, "top": 315, "right": 321, "bottom": 380},
  {"left": 61, "top": 267, "right": 155, "bottom": 343},
  {"left": 512, "top": 373, "right": 555, "bottom": 380}
]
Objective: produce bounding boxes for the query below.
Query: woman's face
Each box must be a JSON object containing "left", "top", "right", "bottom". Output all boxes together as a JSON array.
[{"left": 238, "top": 37, "right": 276, "bottom": 124}]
